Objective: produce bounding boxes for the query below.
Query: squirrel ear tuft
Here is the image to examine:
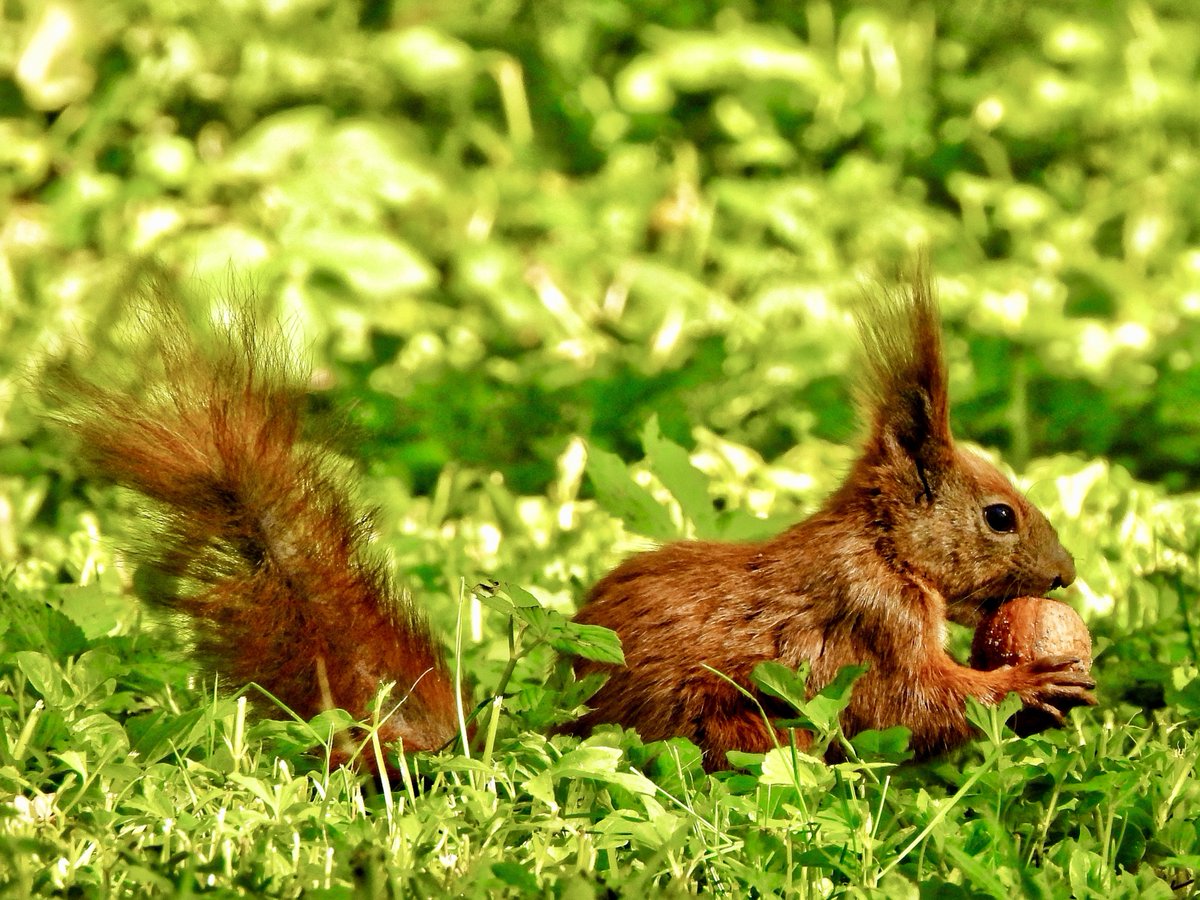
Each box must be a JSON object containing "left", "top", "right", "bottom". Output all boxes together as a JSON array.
[{"left": 854, "top": 262, "right": 953, "bottom": 477}]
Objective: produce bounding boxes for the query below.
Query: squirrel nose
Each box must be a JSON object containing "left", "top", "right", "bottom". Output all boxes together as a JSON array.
[{"left": 1049, "top": 550, "right": 1076, "bottom": 591}]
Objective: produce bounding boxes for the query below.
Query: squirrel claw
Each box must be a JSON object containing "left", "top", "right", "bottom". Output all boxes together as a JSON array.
[{"left": 1029, "top": 654, "right": 1082, "bottom": 673}]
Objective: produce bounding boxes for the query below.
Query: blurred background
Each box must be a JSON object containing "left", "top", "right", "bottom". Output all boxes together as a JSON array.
[{"left": 2, "top": 1, "right": 1199, "bottom": 630}]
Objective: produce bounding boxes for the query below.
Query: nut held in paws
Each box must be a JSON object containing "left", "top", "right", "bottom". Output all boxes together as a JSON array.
[
  {"left": 971, "top": 596, "right": 1094, "bottom": 736},
  {"left": 972, "top": 596, "right": 1092, "bottom": 673}
]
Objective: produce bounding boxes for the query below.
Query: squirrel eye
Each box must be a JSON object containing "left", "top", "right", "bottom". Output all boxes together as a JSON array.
[{"left": 983, "top": 503, "right": 1017, "bottom": 533}]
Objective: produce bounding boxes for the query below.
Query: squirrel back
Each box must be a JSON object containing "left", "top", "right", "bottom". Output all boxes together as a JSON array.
[
  {"left": 47, "top": 300, "right": 459, "bottom": 769},
  {"left": 573, "top": 271, "right": 1093, "bottom": 767}
]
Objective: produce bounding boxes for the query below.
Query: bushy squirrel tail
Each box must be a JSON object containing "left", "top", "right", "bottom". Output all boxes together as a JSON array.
[{"left": 47, "top": 299, "right": 459, "bottom": 766}]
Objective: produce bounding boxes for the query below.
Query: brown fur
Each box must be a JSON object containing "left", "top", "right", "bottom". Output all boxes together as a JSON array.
[
  {"left": 46, "top": 300, "right": 459, "bottom": 770},
  {"left": 573, "top": 271, "right": 1094, "bottom": 768}
]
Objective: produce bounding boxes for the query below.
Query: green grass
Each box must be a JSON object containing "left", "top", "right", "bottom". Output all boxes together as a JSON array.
[{"left": 2, "top": 0, "right": 1200, "bottom": 895}]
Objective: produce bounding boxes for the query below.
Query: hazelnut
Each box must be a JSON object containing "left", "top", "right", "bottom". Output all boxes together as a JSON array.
[
  {"left": 971, "top": 596, "right": 1092, "bottom": 672},
  {"left": 972, "top": 596, "right": 1092, "bottom": 736}
]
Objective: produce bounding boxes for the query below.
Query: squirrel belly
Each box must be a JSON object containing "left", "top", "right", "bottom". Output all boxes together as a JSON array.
[{"left": 49, "top": 272, "right": 1095, "bottom": 774}]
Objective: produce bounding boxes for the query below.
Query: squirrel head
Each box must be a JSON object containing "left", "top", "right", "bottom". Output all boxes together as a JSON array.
[{"left": 842, "top": 270, "right": 1075, "bottom": 626}]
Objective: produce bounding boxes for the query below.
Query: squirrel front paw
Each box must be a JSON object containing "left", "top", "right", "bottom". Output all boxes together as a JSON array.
[{"left": 999, "top": 655, "right": 1097, "bottom": 734}]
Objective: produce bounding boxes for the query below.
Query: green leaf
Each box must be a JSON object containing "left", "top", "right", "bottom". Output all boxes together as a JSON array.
[
  {"left": 629, "top": 737, "right": 704, "bottom": 794},
  {"left": 552, "top": 746, "right": 657, "bottom": 797},
  {"left": 759, "top": 746, "right": 830, "bottom": 787},
  {"left": 16, "top": 651, "right": 65, "bottom": 705},
  {"left": 222, "top": 107, "right": 331, "bottom": 180},
  {"left": 752, "top": 661, "right": 867, "bottom": 738},
  {"left": 54, "top": 582, "right": 127, "bottom": 641},
  {"left": 550, "top": 622, "right": 625, "bottom": 665},
  {"left": 750, "top": 660, "right": 810, "bottom": 711},
  {"left": 71, "top": 649, "right": 121, "bottom": 702},
  {"left": 524, "top": 768, "right": 555, "bottom": 810},
  {"left": 491, "top": 862, "right": 539, "bottom": 893},
  {"left": 849, "top": 726, "right": 913, "bottom": 762},
  {"left": 586, "top": 445, "right": 678, "bottom": 541},
  {"left": 966, "top": 693, "right": 1024, "bottom": 745},
  {"left": 800, "top": 664, "right": 868, "bottom": 733},
  {"left": 499, "top": 584, "right": 543, "bottom": 609},
  {"left": 641, "top": 416, "right": 718, "bottom": 537},
  {"left": 128, "top": 709, "right": 210, "bottom": 763},
  {"left": 290, "top": 228, "right": 437, "bottom": 298},
  {"left": 942, "top": 841, "right": 1010, "bottom": 900},
  {"left": 716, "top": 508, "right": 796, "bottom": 542},
  {"left": 56, "top": 749, "right": 88, "bottom": 778},
  {"left": 377, "top": 26, "right": 477, "bottom": 94},
  {"left": 5, "top": 596, "right": 87, "bottom": 657}
]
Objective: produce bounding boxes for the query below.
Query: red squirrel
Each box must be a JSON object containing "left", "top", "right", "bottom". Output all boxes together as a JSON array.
[{"left": 49, "top": 273, "right": 1095, "bottom": 772}]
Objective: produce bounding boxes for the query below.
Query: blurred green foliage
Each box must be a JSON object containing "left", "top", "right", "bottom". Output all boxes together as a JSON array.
[{"left": 2, "top": 0, "right": 1200, "bottom": 495}]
